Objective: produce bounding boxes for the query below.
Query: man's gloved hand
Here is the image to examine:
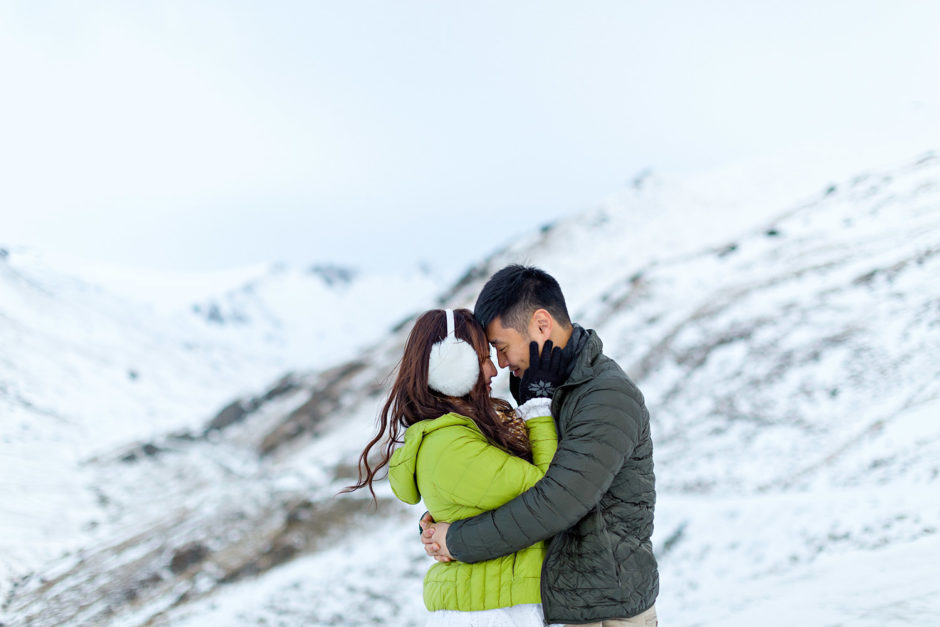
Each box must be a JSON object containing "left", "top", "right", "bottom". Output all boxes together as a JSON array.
[{"left": 517, "top": 340, "right": 569, "bottom": 405}]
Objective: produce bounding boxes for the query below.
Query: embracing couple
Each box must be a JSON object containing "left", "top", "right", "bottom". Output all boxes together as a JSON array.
[{"left": 348, "top": 265, "right": 659, "bottom": 626}]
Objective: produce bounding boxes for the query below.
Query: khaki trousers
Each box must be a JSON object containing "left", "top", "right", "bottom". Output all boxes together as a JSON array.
[{"left": 565, "top": 604, "right": 658, "bottom": 627}]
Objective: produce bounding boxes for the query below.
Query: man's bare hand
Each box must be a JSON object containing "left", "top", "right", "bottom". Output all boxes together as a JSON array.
[
  {"left": 420, "top": 521, "right": 453, "bottom": 562},
  {"left": 418, "top": 512, "right": 453, "bottom": 562},
  {"left": 419, "top": 510, "right": 434, "bottom": 534}
]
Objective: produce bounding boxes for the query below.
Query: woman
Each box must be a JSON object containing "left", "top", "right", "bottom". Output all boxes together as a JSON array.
[{"left": 346, "top": 308, "right": 565, "bottom": 626}]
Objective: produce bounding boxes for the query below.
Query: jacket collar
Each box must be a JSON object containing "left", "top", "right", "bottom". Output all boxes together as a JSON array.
[{"left": 564, "top": 326, "right": 603, "bottom": 387}]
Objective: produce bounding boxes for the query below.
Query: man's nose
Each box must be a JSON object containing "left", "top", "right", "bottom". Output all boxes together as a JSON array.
[{"left": 497, "top": 353, "right": 509, "bottom": 368}]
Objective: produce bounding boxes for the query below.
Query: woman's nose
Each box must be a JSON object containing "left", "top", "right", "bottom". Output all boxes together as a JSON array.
[{"left": 484, "top": 359, "right": 497, "bottom": 377}]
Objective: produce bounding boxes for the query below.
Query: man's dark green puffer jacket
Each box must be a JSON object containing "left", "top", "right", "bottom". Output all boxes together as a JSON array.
[{"left": 447, "top": 328, "right": 659, "bottom": 624}]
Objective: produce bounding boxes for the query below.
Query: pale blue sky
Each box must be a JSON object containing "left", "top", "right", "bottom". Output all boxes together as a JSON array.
[{"left": 2, "top": 1, "right": 939, "bottom": 278}]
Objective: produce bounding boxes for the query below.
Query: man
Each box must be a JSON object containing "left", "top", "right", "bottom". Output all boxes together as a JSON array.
[{"left": 421, "top": 264, "right": 659, "bottom": 626}]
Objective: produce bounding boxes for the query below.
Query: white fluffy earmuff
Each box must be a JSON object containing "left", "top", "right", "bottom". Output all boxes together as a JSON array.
[{"left": 427, "top": 309, "right": 480, "bottom": 397}]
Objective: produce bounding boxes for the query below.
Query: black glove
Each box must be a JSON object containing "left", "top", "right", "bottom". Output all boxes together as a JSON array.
[
  {"left": 517, "top": 340, "right": 569, "bottom": 405},
  {"left": 509, "top": 370, "right": 522, "bottom": 405}
]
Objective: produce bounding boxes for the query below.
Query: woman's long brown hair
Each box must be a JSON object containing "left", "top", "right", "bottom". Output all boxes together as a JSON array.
[{"left": 344, "top": 308, "right": 531, "bottom": 499}]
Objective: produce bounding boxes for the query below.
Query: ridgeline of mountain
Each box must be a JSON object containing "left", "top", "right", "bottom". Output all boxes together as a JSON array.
[{"left": 2, "top": 152, "right": 939, "bottom": 626}]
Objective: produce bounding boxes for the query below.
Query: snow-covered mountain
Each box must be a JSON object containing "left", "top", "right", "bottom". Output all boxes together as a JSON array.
[
  {"left": 0, "top": 250, "right": 438, "bottom": 611},
  {"left": 3, "top": 150, "right": 940, "bottom": 626}
]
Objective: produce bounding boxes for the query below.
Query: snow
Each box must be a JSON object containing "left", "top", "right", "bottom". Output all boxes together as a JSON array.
[{"left": 657, "top": 490, "right": 940, "bottom": 626}]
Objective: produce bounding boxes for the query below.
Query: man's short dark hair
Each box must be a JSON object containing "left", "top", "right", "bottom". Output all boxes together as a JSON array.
[{"left": 474, "top": 264, "right": 572, "bottom": 332}]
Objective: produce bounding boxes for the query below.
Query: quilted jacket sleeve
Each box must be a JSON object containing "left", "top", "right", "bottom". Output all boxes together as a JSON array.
[
  {"left": 422, "top": 415, "right": 557, "bottom": 517},
  {"left": 447, "top": 380, "right": 643, "bottom": 563}
]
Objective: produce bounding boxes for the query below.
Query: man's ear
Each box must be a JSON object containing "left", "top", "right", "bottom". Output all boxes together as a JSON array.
[{"left": 529, "top": 309, "right": 554, "bottom": 341}]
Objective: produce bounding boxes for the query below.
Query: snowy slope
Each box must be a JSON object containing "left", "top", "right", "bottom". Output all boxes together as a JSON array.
[{"left": 3, "top": 151, "right": 940, "bottom": 626}]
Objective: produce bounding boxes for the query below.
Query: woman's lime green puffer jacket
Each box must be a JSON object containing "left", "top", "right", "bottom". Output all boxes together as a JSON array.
[{"left": 389, "top": 411, "right": 558, "bottom": 612}]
